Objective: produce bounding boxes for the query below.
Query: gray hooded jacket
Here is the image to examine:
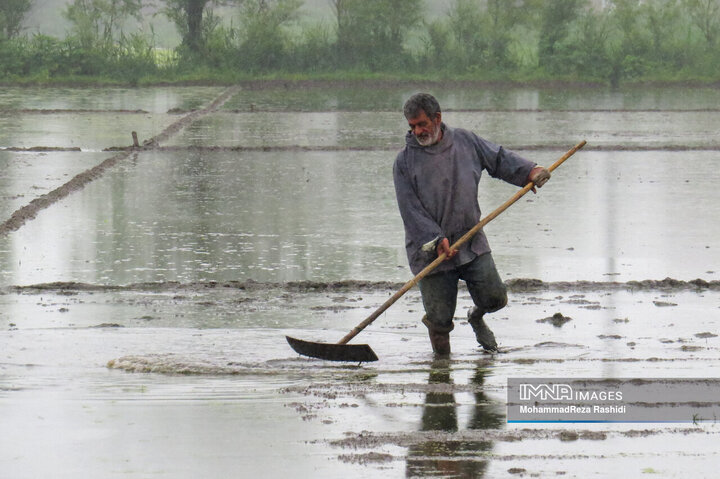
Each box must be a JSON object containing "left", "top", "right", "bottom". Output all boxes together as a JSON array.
[{"left": 393, "top": 124, "right": 535, "bottom": 275}]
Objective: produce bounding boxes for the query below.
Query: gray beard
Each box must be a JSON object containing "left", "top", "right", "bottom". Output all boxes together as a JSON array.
[{"left": 416, "top": 124, "right": 441, "bottom": 146}]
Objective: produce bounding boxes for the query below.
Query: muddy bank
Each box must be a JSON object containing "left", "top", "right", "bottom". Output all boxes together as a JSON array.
[
  {"left": 226, "top": 78, "right": 604, "bottom": 91},
  {"left": 102, "top": 144, "right": 720, "bottom": 153},
  {"left": 156, "top": 106, "right": 720, "bottom": 114},
  {"left": 505, "top": 277, "right": 720, "bottom": 292},
  {"left": 0, "top": 108, "right": 149, "bottom": 114},
  {"left": 8, "top": 277, "right": 720, "bottom": 295},
  {"left": 0, "top": 146, "right": 82, "bottom": 152},
  {"left": 326, "top": 427, "right": 704, "bottom": 450}
]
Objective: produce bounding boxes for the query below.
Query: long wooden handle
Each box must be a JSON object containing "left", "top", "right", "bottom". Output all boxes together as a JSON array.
[{"left": 338, "top": 140, "right": 587, "bottom": 345}]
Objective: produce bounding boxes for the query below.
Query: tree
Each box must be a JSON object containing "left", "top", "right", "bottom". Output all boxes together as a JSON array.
[
  {"left": 237, "top": 0, "right": 301, "bottom": 71},
  {"left": 0, "top": 0, "right": 32, "bottom": 40},
  {"left": 644, "top": 0, "right": 682, "bottom": 58},
  {"left": 486, "top": 0, "right": 535, "bottom": 68},
  {"left": 332, "top": 0, "right": 423, "bottom": 70},
  {"left": 684, "top": 0, "right": 720, "bottom": 45},
  {"left": 565, "top": 7, "right": 613, "bottom": 79},
  {"left": 446, "top": 0, "right": 488, "bottom": 71},
  {"left": 163, "top": 0, "right": 215, "bottom": 53},
  {"left": 536, "top": 0, "right": 588, "bottom": 72},
  {"left": 163, "top": 0, "right": 245, "bottom": 55},
  {"left": 63, "top": 0, "right": 142, "bottom": 49}
]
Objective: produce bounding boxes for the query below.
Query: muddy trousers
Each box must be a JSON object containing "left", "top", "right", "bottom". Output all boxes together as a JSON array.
[{"left": 418, "top": 253, "right": 507, "bottom": 333}]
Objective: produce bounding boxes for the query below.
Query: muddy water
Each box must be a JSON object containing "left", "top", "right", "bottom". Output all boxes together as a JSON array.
[{"left": 1, "top": 85, "right": 720, "bottom": 478}]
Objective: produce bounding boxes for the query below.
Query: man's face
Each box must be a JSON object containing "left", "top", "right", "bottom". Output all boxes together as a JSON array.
[{"left": 407, "top": 110, "right": 442, "bottom": 146}]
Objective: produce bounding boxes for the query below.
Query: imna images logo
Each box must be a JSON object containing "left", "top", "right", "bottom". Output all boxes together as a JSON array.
[{"left": 519, "top": 383, "right": 573, "bottom": 401}]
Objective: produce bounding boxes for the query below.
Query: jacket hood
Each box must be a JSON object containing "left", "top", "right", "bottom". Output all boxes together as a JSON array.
[{"left": 405, "top": 123, "right": 453, "bottom": 154}]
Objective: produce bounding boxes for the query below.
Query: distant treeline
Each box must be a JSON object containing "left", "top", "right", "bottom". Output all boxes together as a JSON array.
[{"left": 1, "top": 0, "right": 720, "bottom": 86}]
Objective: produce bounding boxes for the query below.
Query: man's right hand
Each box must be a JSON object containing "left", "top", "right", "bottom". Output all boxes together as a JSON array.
[{"left": 437, "top": 237, "right": 458, "bottom": 260}]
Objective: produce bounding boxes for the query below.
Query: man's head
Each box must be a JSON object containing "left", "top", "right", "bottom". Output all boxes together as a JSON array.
[{"left": 404, "top": 93, "right": 443, "bottom": 147}]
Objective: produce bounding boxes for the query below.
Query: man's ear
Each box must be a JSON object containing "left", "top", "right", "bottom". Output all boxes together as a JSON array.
[{"left": 435, "top": 112, "right": 442, "bottom": 124}]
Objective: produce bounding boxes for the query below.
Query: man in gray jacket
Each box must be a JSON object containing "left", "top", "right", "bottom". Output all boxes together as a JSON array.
[{"left": 394, "top": 93, "right": 550, "bottom": 356}]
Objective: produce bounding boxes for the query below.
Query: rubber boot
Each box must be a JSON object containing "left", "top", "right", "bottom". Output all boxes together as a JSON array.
[
  {"left": 428, "top": 329, "right": 451, "bottom": 356},
  {"left": 467, "top": 307, "right": 498, "bottom": 352},
  {"left": 422, "top": 315, "right": 452, "bottom": 356}
]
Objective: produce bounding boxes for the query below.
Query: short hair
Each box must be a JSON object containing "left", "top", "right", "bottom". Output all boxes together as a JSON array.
[{"left": 403, "top": 93, "right": 441, "bottom": 119}]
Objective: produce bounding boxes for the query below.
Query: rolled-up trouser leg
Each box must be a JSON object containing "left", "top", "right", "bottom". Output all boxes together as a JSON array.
[{"left": 418, "top": 269, "right": 460, "bottom": 333}]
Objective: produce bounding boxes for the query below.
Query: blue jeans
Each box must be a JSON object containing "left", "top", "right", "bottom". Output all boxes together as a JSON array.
[{"left": 418, "top": 253, "right": 507, "bottom": 333}]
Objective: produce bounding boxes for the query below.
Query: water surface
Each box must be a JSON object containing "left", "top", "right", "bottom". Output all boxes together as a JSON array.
[{"left": 2, "top": 84, "right": 720, "bottom": 479}]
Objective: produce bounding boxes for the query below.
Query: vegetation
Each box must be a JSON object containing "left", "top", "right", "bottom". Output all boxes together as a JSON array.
[{"left": 2, "top": 0, "right": 720, "bottom": 86}]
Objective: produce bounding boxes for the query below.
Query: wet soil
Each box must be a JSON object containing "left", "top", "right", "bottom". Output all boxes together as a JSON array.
[{"left": 8, "top": 277, "right": 719, "bottom": 295}]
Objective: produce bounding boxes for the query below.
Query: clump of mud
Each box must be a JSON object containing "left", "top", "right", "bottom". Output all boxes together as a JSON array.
[
  {"left": 337, "top": 452, "right": 395, "bottom": 465},
  {"left": 506, "top": 277, "right": 720, "bottom": 292},
  {"left": 537, "top": 312, "right": 573, "bottom": 327}
]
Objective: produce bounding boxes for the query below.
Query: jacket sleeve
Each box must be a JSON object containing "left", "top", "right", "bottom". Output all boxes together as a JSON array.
[
  {"left": 393, "top": 153, "right": 444, "bottom": 252},
  {"left": 473, "top": 134, "right": 536, "bottom": 187}
]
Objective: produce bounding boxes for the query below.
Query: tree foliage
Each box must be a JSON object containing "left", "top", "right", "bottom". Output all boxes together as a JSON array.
[
  {"left": 162, "top": 0, "right": 227, "bottom": 55},
  {"left": 0, "top": 0, "right": 32, "bottom": 40},
  {"left": 333, "top": 0, "right": 422, "bottom": 70},
  {"left": 2, "top": 0, "right": 720, "bottom": 85},
  {"left": 237, "top": 0, "right": 301, "bottom": 72},
  {"left": 684, "top": 0, "right": 720, "bottom": 45},
  {"left": 63, "top": 0, "right": 142, "bottom": 49},
  {"left": 536, "top": 0, "right": 588, "bottom": 72}
]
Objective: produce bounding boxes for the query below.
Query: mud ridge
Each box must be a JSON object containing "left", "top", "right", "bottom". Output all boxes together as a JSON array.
[
  {"left": 0, "top": 108, "right": 149, "bottom": 114},
  {"left": 7, "top": 277, "right": 719, "bottom": 294},
  {"left": 225, "top": 79, "right": 610, "bottom": 91},
  {"left": 327, "top": 427, "right": 709, "bottom": 449},
  {"left": 506, "top": 277, "right": 720, "bottom": 292},
  {"left": 214, "top": 107, "right": 720, "bottom": 114},
  {"left": 0, "top": 86, "right": 241, "bottom": 236},
  {"left": 109, "top": 144, "right": 720, "bottom": 153},
  {"left": 0, "top": 146, "right": 83, "bottom": 152}
]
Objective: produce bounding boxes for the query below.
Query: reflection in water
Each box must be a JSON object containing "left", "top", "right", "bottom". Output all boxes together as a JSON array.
[{"left": 406, "top": 360, "right": 504, "bottom": 478}]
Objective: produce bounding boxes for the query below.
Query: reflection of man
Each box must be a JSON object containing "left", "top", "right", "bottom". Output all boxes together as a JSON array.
[
  {"left": 405, "top": 360, "right": 504, "bottom": 477},
  {"left": 394, "top": 93, "right": 550, "bottom": 356}
]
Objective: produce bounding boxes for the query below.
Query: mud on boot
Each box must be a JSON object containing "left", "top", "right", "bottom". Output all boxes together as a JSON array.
[
  {"left": 422, "top": 315, "right": 452, "bottom": 356},
  {"left": 467, "top": 307, "right": 498, "bottom": 352}
]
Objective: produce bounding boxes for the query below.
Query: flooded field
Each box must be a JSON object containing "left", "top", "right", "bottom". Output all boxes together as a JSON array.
[{"left": 1, "top": 84, "right": 719, "bottom": 478}]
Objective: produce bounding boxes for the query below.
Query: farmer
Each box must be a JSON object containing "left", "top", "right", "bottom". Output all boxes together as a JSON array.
[{"left": 393, "top": 93, "right": 550, "bottom": 355}]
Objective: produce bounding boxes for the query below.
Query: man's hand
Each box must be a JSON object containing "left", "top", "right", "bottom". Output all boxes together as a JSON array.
[
  {"left": 528, "top": 166, "right": 551, "bottom": 193},
  {"left": 437, "top": 237, "right": 458, "bottom": 260}
]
